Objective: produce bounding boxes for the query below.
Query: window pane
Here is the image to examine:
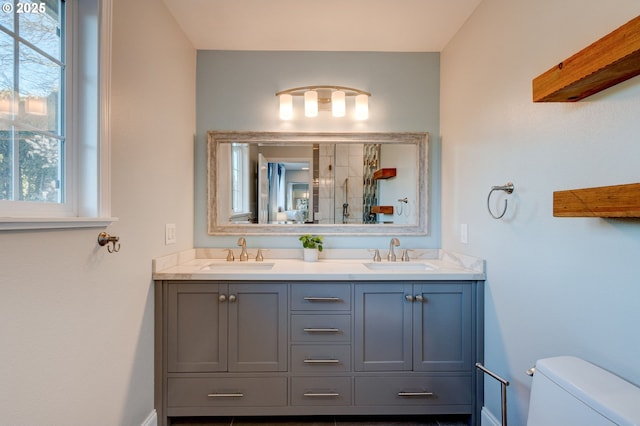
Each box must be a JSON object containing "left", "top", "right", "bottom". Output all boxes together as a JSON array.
[
  {"left": 18, "top": 130, "right": 62, "bottom": 202},
  {"left": 0, "top": 31, "right": 16, "bottom": 118},
  {"left": 0, "top": 129, "right": 13, "bottom": 200},
  {"left": 0, "top": 0, "right": 14, "bottom": 31},
  {"left": 0, "top": 0, "right": 67, "bottom": 210},
  {"left": 18, "top": 0, "right": 62, "bottom": 61},
  {"left": 18, "top": 43, "right": 61, "bottom": 135}
]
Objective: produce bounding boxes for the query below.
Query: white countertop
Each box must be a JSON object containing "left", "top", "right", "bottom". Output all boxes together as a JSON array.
[{"left": 152, "top": 249, "right": 485, "bottom": 281}]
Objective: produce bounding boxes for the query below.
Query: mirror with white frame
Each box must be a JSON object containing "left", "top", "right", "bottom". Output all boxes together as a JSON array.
[{"left": 207, "top": 131, "right": 428, "bottom": 235}]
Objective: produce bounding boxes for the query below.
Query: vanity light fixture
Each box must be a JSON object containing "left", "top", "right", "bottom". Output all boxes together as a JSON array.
[{"left": 276, "top": 85, "right": 371, "bottom": 120}]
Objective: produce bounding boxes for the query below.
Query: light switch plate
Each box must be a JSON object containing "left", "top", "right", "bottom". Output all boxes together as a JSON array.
[
  {"left": 165, "top": 223, "right": 176, "bottom": 245},
  {"left": 460, "top": 224, "right": 469, "bottom": 244}
]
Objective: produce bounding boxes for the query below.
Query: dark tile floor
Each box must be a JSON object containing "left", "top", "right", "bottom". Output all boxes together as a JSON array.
[{"left": 170, "top": 415, "right": 469, "bottom": 426}]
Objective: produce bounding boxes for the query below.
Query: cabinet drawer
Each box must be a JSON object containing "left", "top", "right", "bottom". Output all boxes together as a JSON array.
[
  {"left": 291, "top": 377, "right": 352, "bottom": 406},
  {"left": 354, "top": 376, "right": 471, "bottom": 406},
  {"left": 168, "top": 377, "right": 287, "bottom": 407},
  {"left": 291, "top": 314, "right": 351, "bottom": 342},
  {"left": 291, "top": 284, "right": 351, "bottom": 311},
  {"left": 291, "top": 344, "right": 351, "bottom": 372}
]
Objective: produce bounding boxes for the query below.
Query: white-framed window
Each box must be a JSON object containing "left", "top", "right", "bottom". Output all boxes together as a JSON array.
[
  {"left": 230, "top": 143, "right": 249, "bottom": 215},
  {"left": 0, "top": 0, "right": 114, "bottom": 230}
]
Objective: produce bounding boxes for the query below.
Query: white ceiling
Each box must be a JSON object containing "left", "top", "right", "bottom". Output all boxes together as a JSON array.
[{"left": 162, "top": 0, "right": 482, "bottom": 52}]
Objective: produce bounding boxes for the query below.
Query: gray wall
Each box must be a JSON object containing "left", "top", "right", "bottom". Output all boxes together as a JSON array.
[
  {"left": 441, "top": 1, "right": 640, "bottom": 424},
  {"left": 0, "top": 0, "right": 196, "bottom": 424},
  {"left": 195, "top": 51, "right": 441, "bottom": 249}
]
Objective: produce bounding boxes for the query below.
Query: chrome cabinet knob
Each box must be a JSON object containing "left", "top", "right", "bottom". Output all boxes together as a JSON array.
[
  {"left": 405, "top": 294, "right": 414, "bottom": 302},
  {"left": 228, "top": 294, "right": 237, "bottom": 303},
  {"left": 219, "top": 294, "right": 227, "bottom": 302},
  {"left": 415, "top": 295, "right": 424, "bottom": 302}
]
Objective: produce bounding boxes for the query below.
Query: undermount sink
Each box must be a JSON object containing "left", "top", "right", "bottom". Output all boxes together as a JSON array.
[
  {"left": 201, "top": 262, "right": 275, "bottom": 271},
  {"left": 364, "top": 262, "right": 435, "bottom": 271}
]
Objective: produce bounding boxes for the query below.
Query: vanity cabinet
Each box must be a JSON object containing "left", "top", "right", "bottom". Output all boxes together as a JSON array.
[
  {"left": 158, "top": 282, "right": 288, "bottom": 421},
  {"left": 354, "top": 282, "right": 472, "bottom": 372},
  {"left": 155, "top": 280, "right": 483, "bottom": 425},
  {"left": 290, "top": 283, "right": 353, "bottom": 407},
  {"left": 167, "top": 282, "right": 287, "bottom": 373},
  {"left": 353, "top": 282, "right": 473, "bottom": 409}
]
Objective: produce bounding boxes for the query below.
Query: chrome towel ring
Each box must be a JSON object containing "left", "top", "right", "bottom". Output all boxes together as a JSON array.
[{"left": 487, "top": 182, "right": 514, "bottom": 219}]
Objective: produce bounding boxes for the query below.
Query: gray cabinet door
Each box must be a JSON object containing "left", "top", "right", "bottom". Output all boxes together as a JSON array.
[
  {"left": 227, "top": 283, "right": 287, "bottom": 372},
  {"left": 354, "top": 282, "right": 472, "bottom": 373},
  {"left": 413, "top": 282, "right": 471, "bottom": 372},
  {"left": 167, "top": 282, "right": 228, "bottom": 372},
  {"left": 354, "top": 283, "right": 413, "bottom": 371}
]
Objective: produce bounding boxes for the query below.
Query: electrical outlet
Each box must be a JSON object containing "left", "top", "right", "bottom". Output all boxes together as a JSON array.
[
  {"left": 460, "top": 224, "right": 469, "bottom": 244},
  {"left": 165, "top": 223, "right": 177, "bottom": 245}
]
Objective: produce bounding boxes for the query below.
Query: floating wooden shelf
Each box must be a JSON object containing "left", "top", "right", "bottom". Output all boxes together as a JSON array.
[
  {"left": 373, "top": 168, "right": 397, "bottom": 180},
  {"left": 533, "top": 15, "right": 640, "bottom": 102},
  {"left": 371, "top": 206, "right": 394, "bottom": 215},
  {"left": 553, "top": 183, "right": 640, "bottom": 217}
]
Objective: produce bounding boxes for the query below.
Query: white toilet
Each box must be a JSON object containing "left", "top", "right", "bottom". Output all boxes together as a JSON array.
[{"left": 527, "top": 356, "right": 640, "bottom": 425}]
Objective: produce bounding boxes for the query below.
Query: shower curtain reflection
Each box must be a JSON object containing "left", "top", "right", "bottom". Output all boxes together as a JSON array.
[{"left": 267, "top": 162, "right": 286, "bottom": 223}]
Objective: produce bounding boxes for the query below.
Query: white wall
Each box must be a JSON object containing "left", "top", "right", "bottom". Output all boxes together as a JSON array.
[
  {"left": 441, "top": 1, "right": 640, "bottom": 424},
  {"left": 0, "top": 0, "right": 196, "bottom": 424},
  {"left": 378, "top": 144, "right": 418, "bottom": 225}
]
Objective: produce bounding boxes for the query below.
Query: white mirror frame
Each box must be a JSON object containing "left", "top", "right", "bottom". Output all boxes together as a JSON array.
[{"left": 207, "top": 131, "right": 428, "bottom": 236}]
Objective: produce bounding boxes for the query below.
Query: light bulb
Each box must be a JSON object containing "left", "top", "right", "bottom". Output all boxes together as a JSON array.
[
  {"left": 279, "top": 94, "right": 293, "bottom": 120},
  {"left": 304, "top": 90, "right": 318, "bottom": 117},
  {"left": 355, "top": 94, "right": 368, "bottom": 120},
  {"left": 331, "top": 90, "right": 346, "bottom": 117}
]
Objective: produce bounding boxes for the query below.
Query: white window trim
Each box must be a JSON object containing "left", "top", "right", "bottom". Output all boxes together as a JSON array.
[
  {"left": 0, "top": 0, "right": 116, "bottom": 231},
  {"left": 231, "top": 143, "right": 250, "bottom": 215}
]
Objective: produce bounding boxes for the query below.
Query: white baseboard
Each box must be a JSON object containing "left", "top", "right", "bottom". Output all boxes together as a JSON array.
[
  {"left": 141, "top": 409, "right": 157, "bottom": 426},
  {"left": 481, "top": 406, "right": 502, "bottom": 426}
]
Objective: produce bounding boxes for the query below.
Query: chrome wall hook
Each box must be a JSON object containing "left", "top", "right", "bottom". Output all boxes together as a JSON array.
[
  {"left": 487, "top": 182, "right": 515, "bottom": 219},
  {"left": 98, "top": 232, "right": 120, "bottom": 253}
]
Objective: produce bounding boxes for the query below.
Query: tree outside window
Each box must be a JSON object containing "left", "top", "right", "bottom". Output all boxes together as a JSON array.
[{"left": 0, "top": 0, "right": 65, "bottom": 203}]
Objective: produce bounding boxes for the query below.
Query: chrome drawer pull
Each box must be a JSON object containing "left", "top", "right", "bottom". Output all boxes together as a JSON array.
[
  {"left": 303, "top": 297, "right": 342, "bottom": 302},
  {"left": 207, "top": 393, "right": 244, "bottom": 398},
  {"left": 397, "top": 391, "right": 434, "bottom": 397},
  {"left": 303, "top": 392, "right": 340, "bottom": 397},
  {"left": 303, "top": 359, "right": 341, "bottom": 364},
  {"left": 303, "top": 328, "right": 340, "bottom": 333}
]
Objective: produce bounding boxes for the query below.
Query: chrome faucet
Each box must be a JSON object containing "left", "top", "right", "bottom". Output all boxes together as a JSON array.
[
  {"left": 401, "top": 248, "right": 412, "bottom": 262},
  {"left": 387, "top": 238, "right": 400, "bottom": 262},
  {"left": 369, "top": 248, "right": 382, "bottom": 262},
  {"left": 237, "top": 237, "right": 249, "bottom": 261},
  {"left": 224, "top": 248, "right": 235, "bottom": 261}
]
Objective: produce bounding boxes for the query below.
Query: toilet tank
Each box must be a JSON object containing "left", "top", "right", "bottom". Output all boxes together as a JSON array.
[{"left": 527, "top": 356, "right": 640, "bottom": 426}]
